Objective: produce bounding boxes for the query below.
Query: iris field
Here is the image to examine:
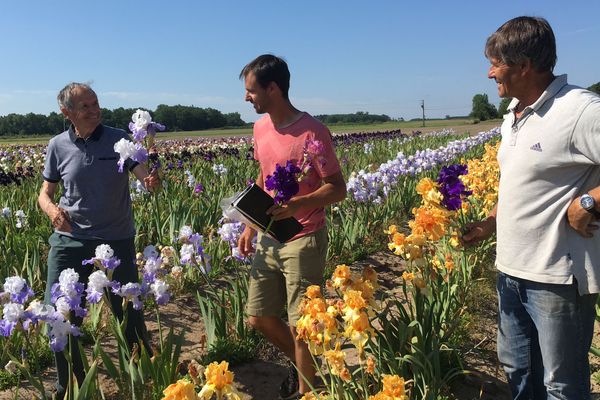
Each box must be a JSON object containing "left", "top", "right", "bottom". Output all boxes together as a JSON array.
[{"left": 0, "top": 122, "right": 508, "bottom": 399}]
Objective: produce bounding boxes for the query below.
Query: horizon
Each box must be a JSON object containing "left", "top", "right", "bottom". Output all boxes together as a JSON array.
[{"left": 1, "top": 1, "right": 598, "bottom": 123}]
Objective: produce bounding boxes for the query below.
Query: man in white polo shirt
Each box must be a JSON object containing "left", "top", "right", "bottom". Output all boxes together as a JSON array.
[{"left": 463, "top": 16, "right": 600, "bottom": 399}]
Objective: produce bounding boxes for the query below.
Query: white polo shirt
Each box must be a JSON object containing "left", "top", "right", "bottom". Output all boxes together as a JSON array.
[{"left": 496, "top": 74, "right": 600, "bottom": 294}]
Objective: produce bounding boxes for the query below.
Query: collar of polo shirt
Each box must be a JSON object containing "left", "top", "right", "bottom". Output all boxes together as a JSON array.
[{"left": 68, "top": 124, "right": 104, "bottom": 143}]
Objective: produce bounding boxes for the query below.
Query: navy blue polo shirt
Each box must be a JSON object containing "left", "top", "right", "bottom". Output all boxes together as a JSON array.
[{"left": 42, "top": 124, "right": 139, "bottom": 240}]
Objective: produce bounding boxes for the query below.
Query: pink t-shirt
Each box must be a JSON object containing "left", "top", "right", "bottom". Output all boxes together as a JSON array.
[{"left": 253, "top": 112, "right": 341, "bottom": 240}]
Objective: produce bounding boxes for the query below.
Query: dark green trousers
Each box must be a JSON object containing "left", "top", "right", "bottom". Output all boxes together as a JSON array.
[{"left": 45, "top": 233, "right": 151, "bottom": 397}]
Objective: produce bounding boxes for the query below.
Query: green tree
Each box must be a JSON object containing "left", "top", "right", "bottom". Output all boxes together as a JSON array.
[
  {"left": 224, "top": 112, "right": 245, "bottom": 127},
  {"left": 0, "top": 104, "right": 246, "bottom": 136},
  {"left": 314, "top": 112, "right": 391, "bottom": 124},
  {"left": 154, "top": 104, "right": 177, "bottom": 131},
  {"left": 47, "top": 112, "right": 67, "bottom": 134},
  {"left": 470, "top": 94, "right": 498, "bottom": 121},
  {"left": 498, "top": 97, "right": 512, "bottom": 116},
  {"left": 588, "top": 82, "right": 600, "bottom": 95}
]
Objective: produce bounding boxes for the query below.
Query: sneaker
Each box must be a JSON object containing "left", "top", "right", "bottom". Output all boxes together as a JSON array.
[{"left": 279, "top": 363, "right": 299, "bottom": 400}]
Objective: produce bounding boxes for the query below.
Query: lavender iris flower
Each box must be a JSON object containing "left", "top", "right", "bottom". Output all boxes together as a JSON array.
[
  {"left": 0, "top": 303, "right": 23, "bottom": 336},
  {"left": 0, "top": 276, "right": 84, "bottom": 352},
  {"left": 346, "top": 128, "right": 499, "bottom": 203},
  {"left": 47, "top": 318, "right": 82, "bottom": 352},
  {"left": 82, "top": 244, "right": 121, "bottom": 271},
  {"left": 128, "top": 247, "right": 172, "bottom": 307},
  {"left": 50, "top": 269, "right": 87, "bottom": 318},
  {"left": 146, "top": 122, "right": 166, "bottom": 137},
  {"left": 217, "top": 220, "right": 250, "bottom": 262},
  {"left": 2, "top": 276, "right": 34, "bottom": 304},
  {"left": 129, "top": 122, "right": 148, "bottom": 142},
  {"left": 176, "top": 226, "right": 211, "bottom": 274},
  {"left": 131, "top": 143, "right": 148, "bottom": 164},
  {"left": 86, "top": 270, "right": 120, "bottom": 304},
  {"left": 149, "top": 280, "right": 170, "bottom": 305},
  {"left": 116, "top": 283, "right": 143, "bottom": 310}
]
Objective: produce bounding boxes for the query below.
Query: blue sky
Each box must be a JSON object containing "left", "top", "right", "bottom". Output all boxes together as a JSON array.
[{"left": 1, "top": 1, "right": 598, "bottom": 123}]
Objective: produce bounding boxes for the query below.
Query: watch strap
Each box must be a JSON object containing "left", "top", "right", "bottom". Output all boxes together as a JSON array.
[{"left": 586, "top": 208, "right": 600, "bottom": 219}]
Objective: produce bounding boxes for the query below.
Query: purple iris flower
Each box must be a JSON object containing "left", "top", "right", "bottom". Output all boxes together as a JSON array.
[
  {"left": 50, "top": 276, "right": 87, "bottom": 318},
  {"left": 155, "top": 293, "right": 170, "bottom": 305},
  {"left": 437, "top": 164, "right": 472, "bottom": 211},
  {"left": 265, "top": 160, "right": 302, "bottom": 204},
  {"left": 129, "top": 122, "right": 148, "bottom": 142},
  {"left": 117, "top": 283, "right": 143, "bottom": 310},
  {"left": 0, "top": 302, "right": 22, "bottom": 337},
  {"left": 132, "top": 144, "right": 148, "bottom": 164},
  {"left": 0, "top": 319, "right": 16, "bottom": 337},
  {"left": 117, "top": 159, "right": 126, "bottom": 173},
  {"left": 47, "top": 319, "right": 82, "bottom": 352},
  {"left": 82, "top": 257, "right": 121, "bottom": 271},
  {"left": 2, "top": 276, "right": 34, "bottom": 304},
  {"left": 147, "top": 122, "right": 166, "bottom": 137}
]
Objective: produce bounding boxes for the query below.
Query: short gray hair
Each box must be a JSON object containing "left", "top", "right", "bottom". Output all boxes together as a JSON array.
[
  {"left": 57, "top": 82, "right": 95, "bottom": 111},
  {"left": 485, "top": 16, "right": 557, "bottom": 72}
]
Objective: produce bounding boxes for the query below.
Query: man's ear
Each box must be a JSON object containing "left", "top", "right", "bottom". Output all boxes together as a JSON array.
[
  {"left": 519, "top": 58, "right": 534, "bottom": 77},
  {"left": 267, "top": 81, "right": 280, "bottom": 96},
  {"left": 60, "top": 107, "right": 70, "bottom": 119}
]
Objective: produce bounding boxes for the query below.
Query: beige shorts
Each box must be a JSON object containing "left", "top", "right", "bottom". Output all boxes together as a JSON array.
[{"left": 246, "top": 227, "right": 328, "bottom": 326}]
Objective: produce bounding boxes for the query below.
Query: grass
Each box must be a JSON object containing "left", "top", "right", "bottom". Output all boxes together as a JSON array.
[
  {"left": 0, "top": 118, "right": 502, "bottom": 145},
  {"left": 201, "top": 334, "right": 262, "bottom": 366}
]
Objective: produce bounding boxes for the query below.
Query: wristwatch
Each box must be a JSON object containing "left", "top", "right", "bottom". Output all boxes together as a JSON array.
[{"left": 580, "top": 193, "right": 600, "bottom": 218}]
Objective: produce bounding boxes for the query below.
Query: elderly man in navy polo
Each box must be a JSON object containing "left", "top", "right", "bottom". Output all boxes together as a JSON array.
[{"left": 38, "top": 82, "right": 159, "bottom": 399}]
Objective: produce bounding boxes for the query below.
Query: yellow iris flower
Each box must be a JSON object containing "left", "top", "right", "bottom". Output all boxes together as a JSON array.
[{"left": 198, "top": 361, "right": 241, "bottom": 400}]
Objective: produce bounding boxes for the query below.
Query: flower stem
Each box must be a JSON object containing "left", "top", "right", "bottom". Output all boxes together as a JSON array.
[{"left": 264, "top": 216, "right": 275, "bottom": 238}]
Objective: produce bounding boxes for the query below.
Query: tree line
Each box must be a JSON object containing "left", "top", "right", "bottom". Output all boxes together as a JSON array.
[
  {"left": 470, "top": 81, "right": 600, "bottom": 121},
  {"left": 0, "top": 105, "right": 247, "bottom": 136},
  {"left": 314, "top": 111, "right": 392, "bottom": 124},
  {"left": 3, "top": 82, "right": 597, "bottom": 135}
]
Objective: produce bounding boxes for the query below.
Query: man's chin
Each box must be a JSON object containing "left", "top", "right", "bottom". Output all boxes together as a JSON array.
[{"left": 85, "top": 120, "right": 101, "bottom": 130}]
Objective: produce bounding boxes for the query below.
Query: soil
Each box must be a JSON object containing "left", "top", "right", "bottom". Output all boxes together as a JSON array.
[{"left": 2, "top": 250, "right": 600, "bottom": 399}]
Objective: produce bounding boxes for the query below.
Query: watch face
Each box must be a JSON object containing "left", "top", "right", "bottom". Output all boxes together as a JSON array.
[{"left": 581, "top": 195, "right": 595, "bottom": 210}]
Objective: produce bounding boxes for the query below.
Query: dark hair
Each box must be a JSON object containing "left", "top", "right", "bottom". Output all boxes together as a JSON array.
[
  {"left": 239, "top": 54, "right": 290, "bottom": 99},
  {"left": 485, "top": 16, "right": 557, "bottom": 72}
]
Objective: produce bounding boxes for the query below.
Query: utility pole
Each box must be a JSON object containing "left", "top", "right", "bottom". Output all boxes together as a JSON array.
[{"left": 420, "top": 100, "right": 425, "bottom": 127}]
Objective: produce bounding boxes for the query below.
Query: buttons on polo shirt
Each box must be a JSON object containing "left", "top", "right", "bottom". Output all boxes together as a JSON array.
[
  {"left": 509, "top": 126, "right": 518, "bottom": 146},
  {"left": 81, "top": 141, "right": 94, "bottom": 166},
  {"left": 83, "top": 153, "right": 94, "bottom": 166}
]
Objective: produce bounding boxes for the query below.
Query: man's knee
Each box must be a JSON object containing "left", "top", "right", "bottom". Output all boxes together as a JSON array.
[
  {"left": 248, "top": 315, "right": 283, "bottom": 333},
  {"left": 247, "top": 315, "right": 265, "bottom": 331}
]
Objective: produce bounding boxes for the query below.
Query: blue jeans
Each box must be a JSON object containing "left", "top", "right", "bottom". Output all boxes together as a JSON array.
[{"left": 496, "top": 272, "right": 597, "bottom": 400}]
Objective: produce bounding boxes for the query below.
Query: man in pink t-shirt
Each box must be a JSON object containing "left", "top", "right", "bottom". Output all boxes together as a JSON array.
[{"left": 238, "top": 54, "right": 346, "bottom": 399}]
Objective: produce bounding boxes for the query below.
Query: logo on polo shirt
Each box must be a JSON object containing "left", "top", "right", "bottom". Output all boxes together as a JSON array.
[{"left": 530, "top": 142, "right": 542, "bottom": 152}]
